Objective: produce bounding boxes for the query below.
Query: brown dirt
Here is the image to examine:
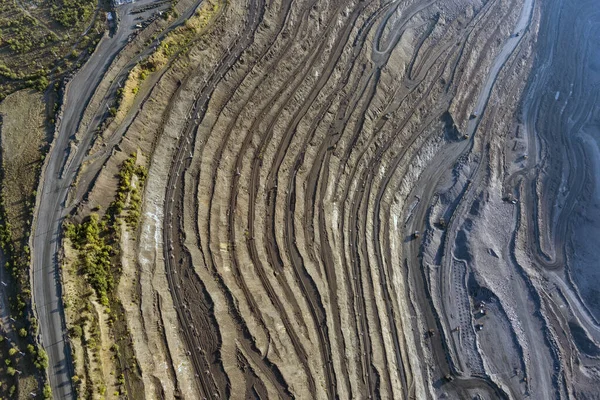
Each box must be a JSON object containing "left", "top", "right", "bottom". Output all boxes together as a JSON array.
[
  {"left": 0, "top": 89, "right": 46, "bottom": 250},
  {"left": 55, "top": 0, "right": 600, "bottom": 398}
]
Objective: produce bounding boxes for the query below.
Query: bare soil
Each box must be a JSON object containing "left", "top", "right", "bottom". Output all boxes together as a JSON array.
[
  {"left": 55, "top": 0, "right": 600, "bottom": 398},
  {"left": 0, "top": 89, "right": 46, "bottom": 250}
]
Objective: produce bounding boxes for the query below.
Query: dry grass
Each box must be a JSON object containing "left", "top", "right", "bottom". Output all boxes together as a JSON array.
[
  {"left": 63, "top": 238, "right": 120, "bottom": 400},
  {"left": 16, "top": 374, "right": 38, "bottom": 400},
  {"left": 0, "top": 89, "right": 46, "bottom": 251}
]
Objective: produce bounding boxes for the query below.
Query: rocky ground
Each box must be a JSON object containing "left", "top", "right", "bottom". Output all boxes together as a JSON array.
[{"left": 48, "top": 0, "right": 600, "bottom": 398}]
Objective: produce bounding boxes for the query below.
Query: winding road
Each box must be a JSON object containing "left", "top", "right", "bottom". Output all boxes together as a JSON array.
[{"left": 31, "top": 1, "right": 201, "bottom": 398}]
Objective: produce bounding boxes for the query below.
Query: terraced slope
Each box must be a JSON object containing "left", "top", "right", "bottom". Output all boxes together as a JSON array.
[
  {"left": 48, "top": 0, "right": 600, "bottom": 398},
  {"left": 140, "top": 0, "right": 534, "bottom": 397}
]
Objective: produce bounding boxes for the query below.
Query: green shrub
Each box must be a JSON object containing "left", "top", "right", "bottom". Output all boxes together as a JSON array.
[
  {"left": 69, "top": 325, "right": 83, "bottom": 338},
  {"left": 43, "top": 383, "right": 51, "bottom": 398},
  {"left": 34, "top": 76, "right": 49, "bottom": 91},
  {"left": 50, "top": 0, "right": 95, "bottom": 28}
]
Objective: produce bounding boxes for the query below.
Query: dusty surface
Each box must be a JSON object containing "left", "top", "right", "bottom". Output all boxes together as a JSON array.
[
  {"left": 31, "top": 0, "right": 600, "bottom": 398},
  {"left": 0, "top": 89, "right": 46, "bottom": 251},
  {"left": 0, "top": 89, "right": 46, "bottom": 399}
]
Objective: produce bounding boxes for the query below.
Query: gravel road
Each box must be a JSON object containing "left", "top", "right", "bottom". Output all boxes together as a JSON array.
[{"left": 31, "top": 2, "right": 162, "bottom": 398}]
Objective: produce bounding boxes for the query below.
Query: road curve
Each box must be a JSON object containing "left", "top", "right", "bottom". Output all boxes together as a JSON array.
[
  {"left": 32, "top": 21, "right": 140, "bottom": 400},
  {"left": 31, "top": 2, "right": 201, "bottom": 398}
]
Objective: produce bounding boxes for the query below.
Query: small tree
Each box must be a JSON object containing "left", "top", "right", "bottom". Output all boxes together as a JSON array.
[
  {"left": 43, "top": 383, "right": 52, "bottom": 399},
  {"left": 36, "top": 348, "right": 49, "bottom": 370},
  {"left": 70, "top": 325, "right": 83, "bottom": 338},
  {"left": 34, "top": 76, "right": 49, "bottom": 91}
]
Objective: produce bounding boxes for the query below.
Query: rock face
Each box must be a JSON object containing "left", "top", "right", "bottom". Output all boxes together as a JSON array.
[{"left": 59, "top": 0, "right": 600, "bottom": 398}]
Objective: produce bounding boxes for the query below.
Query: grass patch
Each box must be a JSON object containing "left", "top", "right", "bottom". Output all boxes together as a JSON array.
[
  {"left": 0, "top": 90, "right": 46, "bottom": 258},
  {"left": 63, "top": 153, "right": 147, "bottom": 398},
  {"left": 0, "top": 0, "right": 104, "bottom": 99}
]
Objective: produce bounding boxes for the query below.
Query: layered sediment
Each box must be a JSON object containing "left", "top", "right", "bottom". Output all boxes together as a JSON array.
[{"left": 60, "top": 0, "right": 600, "bottom": 398}]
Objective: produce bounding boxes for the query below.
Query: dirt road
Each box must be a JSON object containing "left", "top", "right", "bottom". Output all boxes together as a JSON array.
[{"left": 31, "top": 1, "right": 199, "bottom": 398}]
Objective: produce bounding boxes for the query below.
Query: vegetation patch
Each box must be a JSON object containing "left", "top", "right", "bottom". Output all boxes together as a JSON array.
[
  {"left": 108, "top": 153, "right": 148, "bottom": 228},
  {"left": 62, "top": 237, "right": 119, "bottom": 399},
  {"left": 63, "top": 153, "right": 147, "bottom": 399},
  {"left": 0, "top": 0, "right": 104, "bottom": 99},
  {"left": 50, "top": 0, "right": 96, "bottom": 28},
  {"left": 0, "top": 337, "right": 18, "bottom": 399},
  {"left": 66, "top": 154, "right": 147, "bottom": 303},
  {"left": 0, "top": 334, "right": 45, "bottom": 398},
  {"left": 158, "top": 0, "right": 223, "bottom": 60},
  {"left": 66, "top": 214, "right": 114, "bottom": 305}
]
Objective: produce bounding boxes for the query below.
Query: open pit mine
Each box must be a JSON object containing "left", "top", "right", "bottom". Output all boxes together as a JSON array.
[{"left": 21, "top": 0, "right": 600, "bottom": 398}]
